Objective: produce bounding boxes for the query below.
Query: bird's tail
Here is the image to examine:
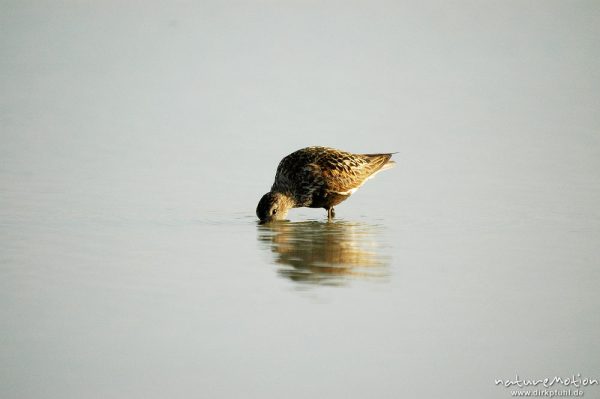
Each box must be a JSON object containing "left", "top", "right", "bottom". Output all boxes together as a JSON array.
[
  {"left": 363, "top": 152, "right": 397, "bottom": 170},
  {"left": 362, "top": 152, "right": 397, "bottom": 179},
  {"left": 379, "top": 159, "right": 396, "bottom": 172}
]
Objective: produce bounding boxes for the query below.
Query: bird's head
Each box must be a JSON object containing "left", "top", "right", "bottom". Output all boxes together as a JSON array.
[{"left": 256, "top": 192, "right": 293, "bottom": 223}]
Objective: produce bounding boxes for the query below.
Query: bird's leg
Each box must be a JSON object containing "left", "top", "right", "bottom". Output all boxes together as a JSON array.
[{"left": 327, "top": 207, "right": 336, "bottom": 220}]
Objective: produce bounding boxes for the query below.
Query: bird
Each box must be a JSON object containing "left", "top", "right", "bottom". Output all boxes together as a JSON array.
[{"left": 256, "top": 146, "right": 396, "bottom": 223}]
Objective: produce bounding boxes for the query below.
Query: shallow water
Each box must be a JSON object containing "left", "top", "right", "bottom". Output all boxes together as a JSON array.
[
  {"left": 2, "top": 2, "right": 600, "bottom": 398},
  {"left": 257, "top": 220, "right": 390, "bottom": 286}
]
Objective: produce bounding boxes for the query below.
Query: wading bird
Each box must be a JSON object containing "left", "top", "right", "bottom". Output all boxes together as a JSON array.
[{"left": 256, "top": 146, "right": 395, "bottom": 223}]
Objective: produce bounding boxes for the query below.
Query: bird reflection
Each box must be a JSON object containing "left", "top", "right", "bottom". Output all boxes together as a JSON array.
[{"left": 257, "top": 220, "right": 390, "bottom": 286}]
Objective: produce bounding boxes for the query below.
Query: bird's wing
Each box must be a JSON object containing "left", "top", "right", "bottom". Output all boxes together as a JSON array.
[
  {"left": 272, "top": 156, "right": 327, "bottom": 206},
  {"left": 294, "top": 163, "right": 327, "bottom": 205},
  {"left": 319, "top": 152, "right": 394, "bottom": 195}
]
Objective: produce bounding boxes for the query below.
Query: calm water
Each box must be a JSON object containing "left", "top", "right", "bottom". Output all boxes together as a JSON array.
[{"left": 2, "top": 2, "right": 600, "bottom": 398}]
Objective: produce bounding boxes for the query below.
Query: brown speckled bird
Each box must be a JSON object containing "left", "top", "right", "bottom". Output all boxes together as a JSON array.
[{"left": 256, "top": 146, "right": 396, "bottom": 223}]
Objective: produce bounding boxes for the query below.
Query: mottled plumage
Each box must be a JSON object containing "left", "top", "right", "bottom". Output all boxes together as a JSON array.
[{"left": 257, "top": 146, "right": 395, "bottom": 222}]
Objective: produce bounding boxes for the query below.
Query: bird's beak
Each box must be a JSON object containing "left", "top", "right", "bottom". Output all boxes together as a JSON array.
[{"left": 258, "top": 217, "right": 275, "bottom": 225}]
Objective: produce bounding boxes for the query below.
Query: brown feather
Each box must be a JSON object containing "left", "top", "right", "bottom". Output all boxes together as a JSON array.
[{"left": 270, "top": 147, "right": 395, "bottom": 210}]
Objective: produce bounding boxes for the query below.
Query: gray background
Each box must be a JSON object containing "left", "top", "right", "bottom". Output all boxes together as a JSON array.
[{"left": 1, "top": 1, "right": 599, "bottom": 398}]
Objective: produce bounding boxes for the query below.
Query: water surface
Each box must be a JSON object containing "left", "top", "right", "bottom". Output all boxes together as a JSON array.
[{"left": 2, "top": 2, "right": 600, "bottom": 398}]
